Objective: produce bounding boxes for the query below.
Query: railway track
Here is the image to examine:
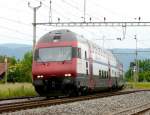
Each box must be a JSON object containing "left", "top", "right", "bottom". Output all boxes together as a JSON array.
[
  {"left": 112, "top": 102, "right": 150, "bottom": 115},
  {"left": 0, "top": 89, "right": 149, "bottom": 114},
  {"left": 0, "top": 96, "right": 37, "bottom": 101}
]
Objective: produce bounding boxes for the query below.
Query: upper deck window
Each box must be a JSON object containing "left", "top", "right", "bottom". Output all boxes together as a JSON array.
[
  {"left": 35, "top": 47, "right": 72, "bottom": 62},
  {"left": 53, "top": 36, "right": 61, "bottom": 40}
]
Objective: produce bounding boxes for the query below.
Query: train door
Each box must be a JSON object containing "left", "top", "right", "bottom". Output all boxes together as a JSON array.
[
  {"left": 108, "top": 61, "right": 112, "bottom": 88},
  {"left": 87, "top": 43, "right": 95, "bottom": 90},
  {"left": 85, "top": 51, "right": 88, "bottom": 76},
  {"left": 76, "top": 44, "right": 89, "bottom": 89}
]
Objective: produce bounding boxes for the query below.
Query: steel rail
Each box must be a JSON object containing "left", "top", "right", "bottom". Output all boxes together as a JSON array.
[
  {"left": 0, "top": 89, "right": 149, "bottom": 114},
  {"left": 112, "top": 102, "right": 150, "bottom": 115}
]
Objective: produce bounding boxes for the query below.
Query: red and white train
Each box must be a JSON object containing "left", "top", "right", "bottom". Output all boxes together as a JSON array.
[{"left": 32, "top": 29, "right": 124, "bottom": 96}]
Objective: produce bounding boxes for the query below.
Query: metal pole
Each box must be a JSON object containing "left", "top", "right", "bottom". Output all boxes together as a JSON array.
[
  {"left": 28, "top": 2, "right": 42, "bottom": 60},
  {"left": 83, "top": 0, "right": 86, "bottom": 22},
  {"left": 134, "top": 35, "right": 138, "bottom": 82},
  {"left": 49, "top": 0, "right": 52, "bottom": 23},
  {"left": 33, "top": 8, "right": 36, "bottom": 51},
  {"left": 4, "top": 56, "right": 7, "bottom": 84}
]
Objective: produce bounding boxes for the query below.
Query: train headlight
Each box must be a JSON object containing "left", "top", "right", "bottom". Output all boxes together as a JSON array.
[
  {"left": 37, "top": 75, "right": 44, "bottom": 78},
  {"left": 68, "top": 74, "right": 71, "bottom": 76},
  {"left": 37, "top": 75, "right": 41, "bottom": 78},
  {"left": 65, "top": 74, "right": 68, "bottom": 77},
  {"left": 64, "top": 74, "right": 71, "bottom": 77}
]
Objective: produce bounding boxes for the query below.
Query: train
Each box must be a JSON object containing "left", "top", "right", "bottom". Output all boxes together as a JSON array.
[{"left": 32, "top": 29, "right": 124, "bottom": 96}]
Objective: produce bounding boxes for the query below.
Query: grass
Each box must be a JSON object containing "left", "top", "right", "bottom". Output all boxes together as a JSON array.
[
  {"left": 126, "top": 82, "right": 150, "bottom": 89},
  {"left": 0, "top": 82, "right": 149, "bottom": 99},
  {"left": 0, "top": 83, "right": 37, "bottom": 99}
]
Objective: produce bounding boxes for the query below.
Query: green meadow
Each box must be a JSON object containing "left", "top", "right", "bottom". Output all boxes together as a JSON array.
[
  {"left": 0, "top": 82, "right": 150, "bottom": 99},
  {"left": 0, "top": 83, "right": 36, "bottom": 99},
  {"left": 126, "top": 82, "right": 150, "bottom": 89}
]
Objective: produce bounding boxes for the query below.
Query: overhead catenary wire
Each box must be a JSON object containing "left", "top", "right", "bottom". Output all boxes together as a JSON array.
[
  {"left": 0, "top": 25, "right": 32, "bottom": 37},
  {"left": 0, "top": 34, "right": 32, "bottom": 42},
  {"left": 0, "top": 16, "right": 31, "bottom": 27},
  {"left": 34, "top": 0, "right": 72, "bottom": 21},
  {"left": 22, "top": 0, "right": 150, "bottom": 50}
]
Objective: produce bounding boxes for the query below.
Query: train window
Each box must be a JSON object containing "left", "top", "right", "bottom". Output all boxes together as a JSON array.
[
  {"left": 104, "top": 71, "right": 106, "bottom": 78},
  {"left": 99, "top": 70, "right": 101, "bottom": 77},
  {"left": 34, "top": 49, "right": 39, "bottom": 60},
  {"left": 53, "top": 36, "right": 61, "bottom": 40},
  {"left": 105, "top": 71, "right": 107, "bottom": 78},
  {"left": 86, "top": 62, "right": 88, "bottom": 68},
  {"left": 72, "top": 47, "right": 77, "bottom": 58},
  {"left": 107, "top": 71, "right": 109, "bottom": 78},
  {"left": 100, "top": 70, "right": 102, "bottom": 78},
  {"left": 72, "top": 47, "right": 82, "bottom": 59},
  {"left": 78, "top": 48, "right": 81, "bottom": 58},
  {"left": 85, "top": 51, "right": 87, "bottom": 59},
  {"left": 102, "top": 70, "right": 104, "bottom": 78},
  {"left": 86, "top": 69, "right": 88, "bottom": 75}
]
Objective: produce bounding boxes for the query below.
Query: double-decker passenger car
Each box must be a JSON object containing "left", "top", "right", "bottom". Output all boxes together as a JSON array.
[{"left": 32, "top": 29, "right": 124, "bottom": 96}]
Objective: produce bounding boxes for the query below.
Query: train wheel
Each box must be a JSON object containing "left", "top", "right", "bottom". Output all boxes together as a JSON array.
[
  {"left": 34, "top": 86, "right": 47, "bottom": 96},
  {"left": 69, "top": 86, "right": 79, "bottom": 97},
  {"left": 82, "top": 87, "right": 88, "bottom": 96}
]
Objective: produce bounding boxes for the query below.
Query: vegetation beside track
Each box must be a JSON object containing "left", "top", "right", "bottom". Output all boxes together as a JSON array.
[
  {"left": 0, "top": 82, "right": 149, "bottom": 99},
  {"left": 126, "top": 82, "right": 150, "bottom": 89},
  {"left": 0, "top": 83, "right": 36, "bottom": 99}
]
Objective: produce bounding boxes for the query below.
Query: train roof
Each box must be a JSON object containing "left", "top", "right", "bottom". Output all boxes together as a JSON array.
[{"left": 38, "top": 29, "right": 79, "bottom": 43}]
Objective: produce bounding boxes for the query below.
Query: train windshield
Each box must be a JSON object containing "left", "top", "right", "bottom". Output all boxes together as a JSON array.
[{"left": 35, "top": 47, "right": 72, "bottom": 62}]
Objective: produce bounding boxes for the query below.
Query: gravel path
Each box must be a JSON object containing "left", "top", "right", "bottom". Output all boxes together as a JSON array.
[{"left": 1, "top": 91, "right": 150, "bottom": 115}]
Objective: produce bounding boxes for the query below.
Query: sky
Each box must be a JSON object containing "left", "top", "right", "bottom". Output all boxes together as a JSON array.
[{"left": 0, "top": 0, "right": 150, "bottom": 48}]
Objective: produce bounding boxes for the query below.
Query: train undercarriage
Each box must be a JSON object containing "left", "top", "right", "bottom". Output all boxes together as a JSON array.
[
  {"left": 33, "top": 77, "right": 89, "bottom": 97},
  {"left": 33, "top": 77, "right": 124, "bottom": 97}
]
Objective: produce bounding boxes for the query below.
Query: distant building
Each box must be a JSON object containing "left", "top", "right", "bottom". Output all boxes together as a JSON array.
[{"left": 0, "top": 63, "right": 6, "bottom": 80}]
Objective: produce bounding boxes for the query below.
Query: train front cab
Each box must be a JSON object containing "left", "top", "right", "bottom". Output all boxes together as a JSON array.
[{"left": 32, "top": 45, "right": 84, "bottom": 96}]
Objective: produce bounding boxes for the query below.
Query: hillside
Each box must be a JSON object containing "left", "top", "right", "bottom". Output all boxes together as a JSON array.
[
  {"left": 0, "top": 43, "right": 150, "bottom": 71},
  {"left": 0, "top": 44, "right": 32, "bottom": 59},
  {"left": 111, "top": 48, "right": 150, "bottom": 71}
]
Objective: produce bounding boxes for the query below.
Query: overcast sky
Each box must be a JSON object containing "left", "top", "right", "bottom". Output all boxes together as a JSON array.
[{"left": 0, "top": 0, "right": 150, "bottom": 48}]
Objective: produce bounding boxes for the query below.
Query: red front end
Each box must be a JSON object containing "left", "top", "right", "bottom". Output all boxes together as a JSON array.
[
  {"left": 32, "top": 41, "right": 78, "bottom": 96},
  {"left": 32, "top": 59, "right": 77, "bottom": 79},
  {"left": 32, "top": 41, "right": 77, "bottom": 79}
]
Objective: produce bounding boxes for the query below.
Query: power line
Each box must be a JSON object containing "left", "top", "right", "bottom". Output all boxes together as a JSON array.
[
  {"left": 62, "top": 0, "right": 102, "bottom": 20},
  {"left": 0, "top": 16, "right": 31, "bottom": 27},
  {"left": 0, "top": 25, "right": 32, "bottom": 37},
  {"left": 34, "top": 0, "right": 72, "bottom": 21},
  {"left": 91, "top": 0, "right": 128, "bottom": 20},
  {"left": 35, "top": 21, "right": 150, "bottom": 27},
  {"left": 0, "top": 34, "right": 32, "bottom": 42}
]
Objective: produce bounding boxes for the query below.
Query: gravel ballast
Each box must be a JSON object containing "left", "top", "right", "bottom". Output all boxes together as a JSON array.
[{"left": 1, "top": 91, "right": 150, "bottom": 115}]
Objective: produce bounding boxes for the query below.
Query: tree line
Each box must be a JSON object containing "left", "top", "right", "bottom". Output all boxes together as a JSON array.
[
  {"left": 125, "top": 59, "right": 150, "bottom": 82},
  {"left": 0, "top": 51, "right": 32, "bottom": 83}
]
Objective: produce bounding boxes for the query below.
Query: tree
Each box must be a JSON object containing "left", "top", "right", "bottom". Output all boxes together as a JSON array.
[
  {"left": 126, "top": 59, "right": 150, "bottom": 82},
  {"left": 7, "top": 51, "right": 33, "bottom": 82},
  {"left": 0, "top": 56, "right": 17, "bottom": 65},
  {"left": 20, "top": 51, "right": 32, "bottom": 82}
]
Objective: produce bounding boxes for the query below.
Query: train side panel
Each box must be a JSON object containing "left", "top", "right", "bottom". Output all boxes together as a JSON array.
[{"left": 76, "top": 41, "right": 89, "bottom": 91}]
